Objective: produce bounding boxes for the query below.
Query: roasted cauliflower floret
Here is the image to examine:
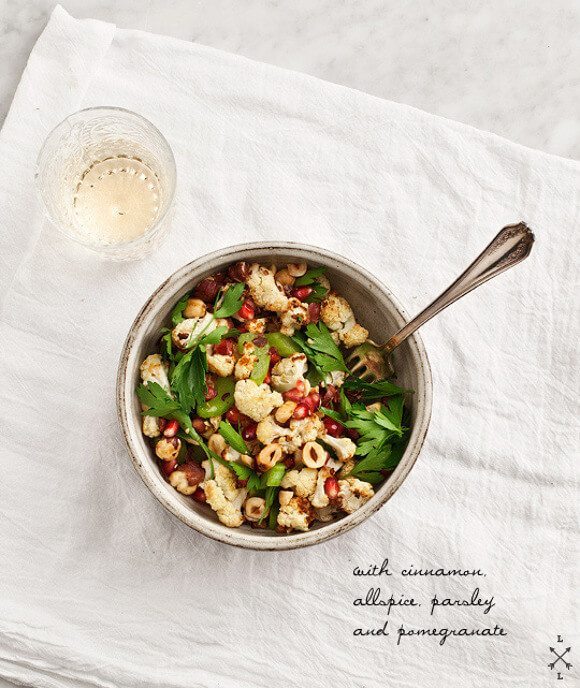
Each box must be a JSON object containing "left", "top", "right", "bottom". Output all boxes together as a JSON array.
[
  {"left": 256, "top": 415, "right": 292, "bottom": 446},
  {"left": 342, "top": 324, "right": 369, "bottom": 348},
  {"left": 142, "top": 415, "right": 161, "bottom": 438},
  {"left": 271, "top": 353, "right": 308, "bottom": 392},
  {"left": 289, "top": 415, "right": 325, "bottom": 449},
  {"left": 337, "top": 477, "right": 374, "bottom": 514},
  {"left": 280, "top": 467, "right": 318, "bottom": 497},
  {"left": 245, "top": 318, "right": 267, "bottom": 334},
  {"left": 172, "top": 313, "right": 217, "bottom": 350},
  {"left": 234, "top": 340, "right": 258, "bottom": 380},
  {"left": 206, "top": 347, "right": 235, "bottom": 377},
  {"left": 310, "top": 466, "right": 333, "bottom": 508},
  {"left": 246, "top": 263, "right": 289, "bottom": 313},
  {"left": 320, "top": 293, "right": 368, "bottom": 347},
  {"left": 140, "top": 353, "right": 170, "bottom": 390},
  {"left": 277, "top": 496, "right": 314, "bottom": 532},
  {"left": 234, "top": 379, "right": 283, "bottom": 422},
  {"left": 279, "top": 298, "right": 309, "bottom": 335},
  {"left": 322, "top": 434, "right": 357, "bottom": 461},
  {"left": 201, "top": 461, "right": 247, "bottom": 527},
  {"left": 324, "top": 369, "right": 346, "bottom": 388}
]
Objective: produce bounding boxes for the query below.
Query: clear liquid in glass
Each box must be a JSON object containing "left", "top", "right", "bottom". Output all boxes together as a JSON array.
[{"left": 73, "top": 155, "right": 161, "bottom": 244}]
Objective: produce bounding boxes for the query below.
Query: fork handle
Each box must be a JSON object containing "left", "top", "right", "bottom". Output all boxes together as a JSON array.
[{"left": 383, "top": 222, "right": 535, "bottom": 354}]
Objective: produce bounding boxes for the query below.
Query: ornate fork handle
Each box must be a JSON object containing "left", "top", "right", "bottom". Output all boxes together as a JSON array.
[{"left": 384, "top": 222, "right": 535, "bottom": 354}]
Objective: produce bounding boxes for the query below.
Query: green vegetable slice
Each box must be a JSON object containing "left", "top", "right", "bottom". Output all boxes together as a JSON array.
[
  {"left": 250, "top": 345, "right": 270, "bottom": 385},
  {"left": 218, "top": 421, "right": 249, "bottom": 454},
  {"left": 266, "top": 332, "right": 301, "bottom": 357},
  {"left": 197, "top": 376, "right": 236, "bottom": 418},
  {"left": 260, "top": 463, "right": 286, "bottom": 488}
]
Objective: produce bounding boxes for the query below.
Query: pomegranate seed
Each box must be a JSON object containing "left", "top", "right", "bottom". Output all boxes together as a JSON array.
[
  {"left": 160, "top": 459, "right": 178, "bottom": 477},
  {"left": 295, "top": 380, "right": 305, "bottom": 393},
  {"left": 324, "top": 476, "right": 339, "bottom": 500},
  {"left": 163, "top": 419, "right": 179, "bottom": 437},
  {"left": 192, "top": 487, "right": 206, "bottom": 503},
  {"left": 204, "top": 384, "right": 217, "bottom": 401},
  {"left": 303, "top": 391, "right": 320, "bottom": 412},
  {"left": 192, "top": 417, "right": 206, "bottom": 433},
  {"left": 284, "top": 388, "right": 304, "bottom": 403},
  {"left": 283, "top": 456, "right": 296, "bottom": 469},
  {"left": 292, "top": 403, "right": 310, "bottom": 420},
  {"left": 253, "top": 335, "right": 267, "bottom": 347},
  {"left": 237, "top": 299, "right": 255, "bottom": 321},
  {"left": 291, "top": 286, "right": 314, "bottom": 301},
  {"left": 269, "top": 348, "right": 281, "bottom": 365},
  {"left": 323, "top": 416, "right": 345, "bottom": 437},
  {"left": 242, "top": 423, "right": 257, "bottom": 442},
  {"left": 263, "top": 371, "right": 271, "bottom": 385},
  {"left": 308, "top": 302, "right": 321, "bottom": 322},
  {"left": 157, "top": 418, "right": 168, "bottom": 432},
  {"left": 214, "top": 338, "right": 235, "bottom": 356},
  {"left": 237, "top": 478, "right": 249, "bottom": 488},
  {"left": 225, "top": 407, "right": 240, "bottom": 424}
]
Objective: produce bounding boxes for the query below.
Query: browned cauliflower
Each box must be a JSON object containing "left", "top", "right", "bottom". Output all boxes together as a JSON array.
[
  {"left": 277, "top": 496, "right": 314, "bottom": 532},
  {"left": 320, "top": 293, "right": 368, "bottom": 347},
  {"left": 246, "top": 264, "right": 289, "bottom": 312},
  {"left": 234, "top": 379, "right": 284, "bottom": 422},
  {"left": 337, "top": 477, "right": 374, "bottom": 514}
]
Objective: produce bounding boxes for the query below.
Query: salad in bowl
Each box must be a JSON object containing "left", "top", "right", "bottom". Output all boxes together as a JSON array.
[{"left": 136, "top": 260, "right": 412, "bottom": 534}]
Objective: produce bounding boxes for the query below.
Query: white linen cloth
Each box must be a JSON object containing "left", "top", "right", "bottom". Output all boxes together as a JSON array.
[{"left": 0, "top": 6, "right": 578, "bottom": 687}]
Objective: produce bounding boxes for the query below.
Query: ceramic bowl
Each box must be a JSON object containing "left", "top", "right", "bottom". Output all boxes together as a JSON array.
[{"left": 116, "top": 243, "right": 432, "bottom": 550}]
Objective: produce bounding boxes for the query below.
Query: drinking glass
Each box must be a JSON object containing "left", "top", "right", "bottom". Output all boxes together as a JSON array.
[{"left": 35, "top": 107, "right": 176, "bottom": 261}]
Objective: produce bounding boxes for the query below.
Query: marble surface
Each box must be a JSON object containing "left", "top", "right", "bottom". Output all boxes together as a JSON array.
[
  {"left": 1, "top": 0, "right": 579, "bottom": 160},
  {"left": 0, "top": 2, "right": 577, "bottom": 686}
]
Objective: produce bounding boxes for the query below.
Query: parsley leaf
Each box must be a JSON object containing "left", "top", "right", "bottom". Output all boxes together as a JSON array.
[
  {"left": 198, "top": 325, "right": 229, "bottom": 347},
  {"left": 213, "top": 282, "right": 245, "bottom": 319},
  {"left": 171, "top": 295, "right": 189, "bottom": 326},
  {"left": 294, "top": 267, "right": 326, "bottom": 286},
  {"left": 137, "top": 382, "right": 181, "bottom": 417},
  {"left": 249, "top": 344, "right": 271, "bottom": 385},
  {"left": 229, "top": 462, "right": 262, "bottom": 493},
  {"left": 343, "top": 377, "right": 410, "bottom": 400},
  {"left": 292, "top": 322, "right": 347, "bottom": 377},
  {"left": 305, "top": 282, "right": 328, "bottom": 303},
  {"left": 260, "top": 463, "right": 286, "bottom": 488},
  {"left": 171, "top": 346, "right": 207, "bottom": 412}
]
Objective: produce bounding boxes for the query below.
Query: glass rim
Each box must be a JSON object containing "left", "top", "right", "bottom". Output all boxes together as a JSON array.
[{"left": 35, "top": 105, "right": 177, "bottom": 254}]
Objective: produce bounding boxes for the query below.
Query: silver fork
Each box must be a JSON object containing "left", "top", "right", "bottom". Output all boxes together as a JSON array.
[{"left": 348, "top": 222, "right": 535, "bottom": 380}]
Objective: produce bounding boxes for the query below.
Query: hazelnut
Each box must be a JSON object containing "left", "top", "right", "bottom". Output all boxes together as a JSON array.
[
  {"left": 244, "top": 497, "right": 266, "bottom": 522},
  {"left": 287, "top": 263, "right": 308, "bottom": 277},
  {"left": 275, "top": 401, "right": 297, "bottom": 424},
  {"left": 302, "top": 441, "right": 327, "bottom": 469},
  {"left": 256, "top": 443, "right": 283, "bottom": 471},
  {"left": 183, "top": 298, "right": 207, "bottom": 318}
]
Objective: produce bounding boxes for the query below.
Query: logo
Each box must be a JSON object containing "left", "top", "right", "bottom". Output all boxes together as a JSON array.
[{"left": 549, "top": 636, "right": 572, "bottom": 681}]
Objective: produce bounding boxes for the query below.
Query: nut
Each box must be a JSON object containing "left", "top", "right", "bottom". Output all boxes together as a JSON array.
[
  {"left": 244, "top": 497, "right": 266, "bottom": 522},
  {"left": 275, "top": 268, "right": 295, "bottom": 287},
  {"left": 256, "top": 443, "right": 283, "bottom": 471},
  {"left": 279, "top": 490, "right": 293, "bottom": 507},
  {"left": 208, "top": 433, "right": 227, "bottom": 455},
  {"left": 240, "top": 454, "right": 254, "bottom": 468},
  {"left": 302, "top": 441, "right": 327, "bottom": 469},
  {"left": 155, "top": 437, "right": 182, "bottom": 462},
  {"left": 275, "top": 401, "right": 297, "bottom": 424},
  {"left": 168, "top": 461, "right": 205, "bottom": 495},
  {"left": 183, "top": 298, "right": 207, "bottom": 319},
  {"left": 287, "top": 262, "right": 308, "bottom": 277}
]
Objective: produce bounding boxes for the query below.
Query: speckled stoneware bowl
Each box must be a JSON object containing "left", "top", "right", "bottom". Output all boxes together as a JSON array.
[{"left": 116, "top": 243, "right": 432, "bottom": 550}]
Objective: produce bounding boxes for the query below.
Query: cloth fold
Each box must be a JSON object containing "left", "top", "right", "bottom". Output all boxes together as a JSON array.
[{"left": 0, "top": 6, "right": 578, "bottom": 688}]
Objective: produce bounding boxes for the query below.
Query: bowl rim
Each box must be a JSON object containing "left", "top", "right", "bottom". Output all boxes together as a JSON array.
[{"left": 116, "top": 242, "right": 433, "bottom": 550}]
